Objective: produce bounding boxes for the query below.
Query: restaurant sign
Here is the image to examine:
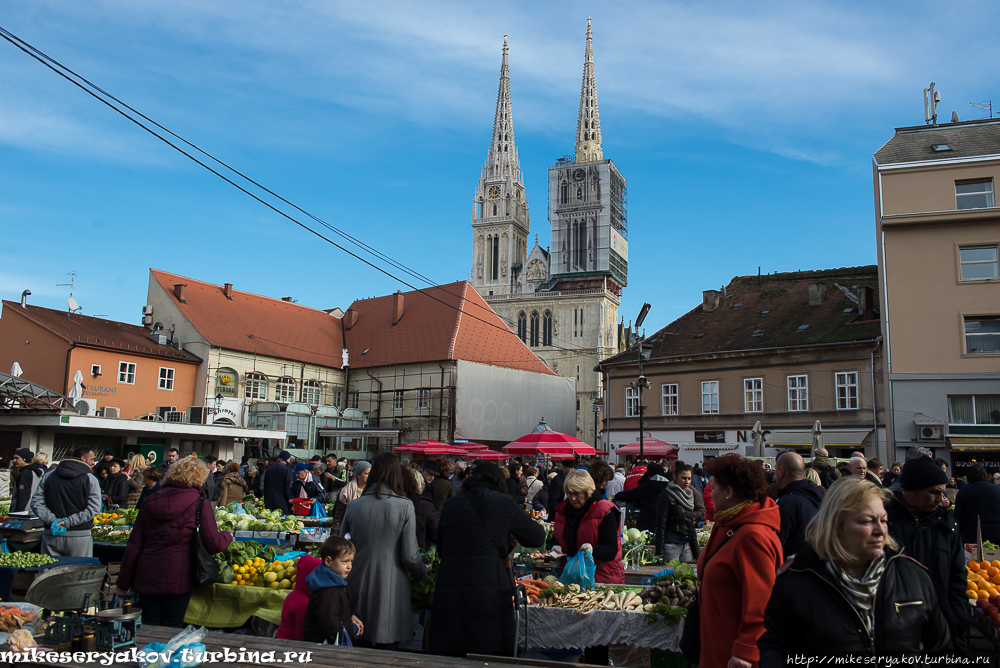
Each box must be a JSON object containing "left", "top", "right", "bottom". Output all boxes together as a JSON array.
[{"left": 215, "top": 368, "right": 238, "bottom": 398}]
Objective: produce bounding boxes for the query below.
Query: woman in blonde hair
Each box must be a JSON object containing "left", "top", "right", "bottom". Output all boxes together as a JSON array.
[
  {"left": 114, "top": 456, "right": 232, "bottom": 628},
  {"left": 758, "top": 477, "right": 950, "bottom": 663},
  {"left": 126, "top": 454, "right": 147, "bottom": 508},
  {"left": 553, "top": 469, "right": 624, "bottom": 584}
]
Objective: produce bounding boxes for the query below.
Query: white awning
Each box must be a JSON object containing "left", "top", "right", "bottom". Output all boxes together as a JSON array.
[{"left": 766, "top": 429, "right": 872, "bottom": 447}]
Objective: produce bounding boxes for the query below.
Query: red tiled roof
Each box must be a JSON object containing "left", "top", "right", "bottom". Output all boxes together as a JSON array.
[
  {"left": 344, "top": 281, "right": 554, "bottom": 375},
  {"left": 150, "top": 269, "right": 345, "bottom": 368},
  {"left": 2, "top": 301, "right": 202, "bottom": 363},
  {"left": 600, "top": 266, "right": 882, "bottom": 366}
]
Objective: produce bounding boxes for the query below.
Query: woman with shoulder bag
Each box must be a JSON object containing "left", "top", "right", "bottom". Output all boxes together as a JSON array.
[
  {"left": 114, "top": 456, "right": 233, "bottom": 627},
  {"left": 688, "top": 454, "right": 782, "bottom": 668}
]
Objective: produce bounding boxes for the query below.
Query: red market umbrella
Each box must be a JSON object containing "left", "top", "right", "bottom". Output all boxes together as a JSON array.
[
  {"left": 503, "top": 430, "right": 596, "bottom": 457},
  {"left": 394, "top": 440, "right": 468, "bottom": 456},
  {"left": 614, "top": 439, "right": 679, "bottom": 460},
  {"left": 455, "top": 443, "right": 490, "bottom": 451},
  {"left": 465, "top": 450, "right": 508, "bottom": 461}
]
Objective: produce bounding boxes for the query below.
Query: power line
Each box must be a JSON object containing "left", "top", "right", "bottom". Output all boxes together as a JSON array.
[{"left": 0, "top": 25, "right": 609, "bottom": 364}]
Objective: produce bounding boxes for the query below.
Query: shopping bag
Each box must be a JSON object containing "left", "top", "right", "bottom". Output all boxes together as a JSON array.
[
  {"left": 309, "top": 500, "right": 328, "bottom": 518},
  {"left": 0, "top": 539, "right": 8, "bottom": 553},
  {"left": 231, "top": 503, "right": 248, "bottom": 515},
  {"left": 560, "top": 549, "right": 596, "bottom": 590}
]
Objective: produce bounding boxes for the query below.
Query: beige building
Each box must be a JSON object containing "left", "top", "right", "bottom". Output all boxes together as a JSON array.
[
  {"left": 873, "top": 119, "right": 1000, "bottom": 473},
  {"left": 470, "top": 25, "right": 624, "bottom": 446},
  {"left": 597, "top": 267, "right": 885, "bottom": 463}
]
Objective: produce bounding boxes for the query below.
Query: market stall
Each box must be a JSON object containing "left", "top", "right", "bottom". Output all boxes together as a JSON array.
[{"left": 0, "top": 555, "right": 100, "bottom": 601}]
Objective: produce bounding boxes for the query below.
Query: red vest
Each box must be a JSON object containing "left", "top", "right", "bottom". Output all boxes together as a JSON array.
[{"left": 554, "top": 498, "right": 624, "bottom": 585}]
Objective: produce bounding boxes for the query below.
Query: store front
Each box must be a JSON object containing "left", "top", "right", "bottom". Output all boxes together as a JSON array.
[{"left": 949, "top": 438, "right": 1000, "bottom": 476}]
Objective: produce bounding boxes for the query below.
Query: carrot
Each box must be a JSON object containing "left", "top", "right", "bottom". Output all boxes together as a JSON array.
[{"left": 528, "top": 594, "right": 539, "bottom": 605}]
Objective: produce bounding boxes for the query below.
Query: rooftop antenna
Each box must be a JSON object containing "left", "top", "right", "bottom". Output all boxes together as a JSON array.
[
  {"left": 923, "top": 82, "right": 940, "bottom": 125},
  {"left": 970, "top": 100, "right": 993, "bottom": 119},
  {"left": 67, "top": 297, "right": 81, "bottom": 314},
  {"left": 56, "top": 270, "right": 77, "bottom": 300}
]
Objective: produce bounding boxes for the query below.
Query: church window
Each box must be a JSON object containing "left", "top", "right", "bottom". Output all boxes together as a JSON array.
[
  {"left": 492, "top": 236, "right": 500, "bottom": 281},
  {"left": 561, "top": 185, "right": 568, "bottom": 204},
  {"left": 543, "top": 311, "right": 553, "bottom": 346},
  {"left": 517, "top": 312, "right": 527, "bottom": 342},
  {"left": 579, "top": 220, "right": 587, "bottom": 267},
  {"left": 530, "top": 311, "right": 540, "bottom": 347},
  {"left": 577, "top": 188, "right": 583, "bottom": 201},
  {"left": 493, "top": 204, "right": 497, "bottom": 216},
  {"left": 477, "top": 198, "right": 484, "bottom": 218}
]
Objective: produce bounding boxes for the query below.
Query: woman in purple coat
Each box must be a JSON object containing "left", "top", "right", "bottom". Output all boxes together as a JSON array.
[{"left": 115, "top": 456, "right": 232, "bottom": 627}]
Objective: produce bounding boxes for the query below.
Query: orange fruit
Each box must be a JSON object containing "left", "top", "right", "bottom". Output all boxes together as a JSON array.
[
  {"left": 969, "top": 581, "right": 979, "bottom": 592},
  {"left": 993, "top": 560, "right": 1000, "bottom": 569},
  {"left": 992, "top": 575, "right": 1000, "bottom": 586},
  {"left": 969, "top": 589, "right": 980, "bottom": 599},
  {"left": 987, "top": 567, "right": 999, "bottom": 578},
  {"left": 979, "top": 591, "right": 991, "bottom": 600},
  {"left": 970, "top": 560, "right": 982, "bottom": 572}
]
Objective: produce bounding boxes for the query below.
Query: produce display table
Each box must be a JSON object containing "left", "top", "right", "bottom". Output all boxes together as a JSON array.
[
  {"left": 525, "top": 605, "right": 683, "bottom": 653},
  {"left": 184, "top": 582, "right": 291, "bottom": 628},
  {"left": 0, "top": 555, "right": 101, "bottom": 601},
  {"left": 91, "top": 541, "right": 127, "bottom": 565}
]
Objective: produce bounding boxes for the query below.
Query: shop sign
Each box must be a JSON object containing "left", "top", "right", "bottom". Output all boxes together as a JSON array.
[
  {"left": 694, "top": 430, "right": 726, "bottom": 443},
  {"left": 216, "top": 368, "right": 239, "bottom": 398}
]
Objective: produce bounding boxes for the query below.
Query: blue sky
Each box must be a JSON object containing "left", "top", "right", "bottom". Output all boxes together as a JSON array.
[{"left": 3, "top": 1, "right": 1000, "bottom": 335}]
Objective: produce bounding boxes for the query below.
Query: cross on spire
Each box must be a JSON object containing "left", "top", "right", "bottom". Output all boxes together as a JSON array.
[
  {"left": 575, "top": 17, "right": 603, "bottom": 163},
  {"left": 483, "top": 35, "right": 522, "bottom": 182}
]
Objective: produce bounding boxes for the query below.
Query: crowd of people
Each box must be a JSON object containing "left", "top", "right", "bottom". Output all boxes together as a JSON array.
[{"left": 5, "top": 443, "right": 999, "bottom": 661}]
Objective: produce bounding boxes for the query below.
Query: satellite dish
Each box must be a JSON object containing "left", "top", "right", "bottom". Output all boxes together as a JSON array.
[
  {"left": 67, "top": 297, "right": 80, "bottom": 312},
  {"left": 952, "top": 111, "right": 960, "bottom": 123}
]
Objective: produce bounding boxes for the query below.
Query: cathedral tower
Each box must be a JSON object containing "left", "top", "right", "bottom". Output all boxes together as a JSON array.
[{"left": 471, "top": 36, "right": 529, "bottom": 297}]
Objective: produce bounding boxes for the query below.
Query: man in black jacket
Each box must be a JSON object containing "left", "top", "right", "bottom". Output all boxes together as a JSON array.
[
  {"left": 774, "top": 452, "right": 824, "bottom": 558},
  {"left": 10, "top": 448, "right": 45, "bottom": 514},
  {"left": 262, "top": 450, "right": 295, "bottom": 514},
  {"left": 885, "top": 455, "right": 967, "bottom": 654},
  {"left": 547, "top": 459, "right": 576, "bottom": 516},
  {"left": 422, "top": 460, "right": 455, "bottom": 514},
  {"left": 31, "top": 446, "right": 101, "bottom": 557}
]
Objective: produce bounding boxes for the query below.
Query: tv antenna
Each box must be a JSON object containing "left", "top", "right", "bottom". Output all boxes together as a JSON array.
[
  {"left": 971, "top": 101, "right": 993, "bottom": 119},
  {"left": 56, "top": 270, "right": 77, "bottom": 299},
  {"left": 924, "top": 82, "right": 940, "bottom": 125}
]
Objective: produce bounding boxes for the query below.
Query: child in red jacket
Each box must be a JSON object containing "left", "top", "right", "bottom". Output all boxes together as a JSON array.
[{"left": 275, "top": 555, "right": 321, "bottom": 640}]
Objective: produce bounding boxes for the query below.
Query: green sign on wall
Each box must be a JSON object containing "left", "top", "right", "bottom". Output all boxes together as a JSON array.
[{"left": 216, "top": 368, "right": 239, "bottom": 398}]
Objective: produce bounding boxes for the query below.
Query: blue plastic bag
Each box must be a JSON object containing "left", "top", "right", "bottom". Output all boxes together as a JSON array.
[
  {"left": 561, "top": 549, "right": 596, "bottom": 590},
  {"left": 0, "top": 539, "right": 8, "bottom": 553},
  {"left": 309, "top": 500, "right": 328, "bottom": 518}
]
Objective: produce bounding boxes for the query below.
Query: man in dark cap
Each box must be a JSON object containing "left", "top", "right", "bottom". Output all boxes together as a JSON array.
[
  {"left": 10, "top": 448, "right": 45, "bottom": 513},
  {"left": 547, "top": 458, "right": 576, "bottom": 516},
  {"left": 422, "top": 460, "right": 455, "bottom": 513},
  {"left": 261, "top": 450, "right": 295, "bottom": 514},
  {"left": 885, "top": 454, "right": 967, "bottom": 654}
]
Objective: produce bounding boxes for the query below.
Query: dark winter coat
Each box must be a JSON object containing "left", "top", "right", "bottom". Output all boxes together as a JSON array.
[
  {"left": 245, "top": 472, "right": 262, "bottom": 497},
  {"left": 547, "top": 471, "right": 566, "bottom": 515},
  {"left": 954, "top": 480, "right": 1000, "bottom": 544},
  {"left": 758, "top": 545, "right": 951, "bottom": 664},
  {"left": 531, "top": 484, "right": 549, "bottom": 512},
  {"left": 30, "top": 459, "right": 101, "bottom": 537},
  {"left": 885, "top": 491, "right": 968, "bottom": 652},
  {"left": 427, "top": 475, "right": 455, "bottom": 513},
  {"left": 127, "top": 468, "right": 145, "bottom": 509},
  {"left": 262, "top": 462, "right": 294, "bottom": 514},
  {"left": 215, "top": 472, "right": 248, "bottom": 507},
  {"left": 410, "top": 489, "right": 439, "bottom": 550},
  {"left": 288, "top": 478, "right": 327, "bottom": 503},
  {"left": 303, "top": 564, "right": 355, "bottom": 645},
  {"left": 775, "top": 479, "right": 824, "bottom": 558},
  {"left": 11, "top": 463, "right": 46, "bottom": 513},
  {"left": 613, "top": 476, "right": 669, "bottom": 532},
  {"left": 864, "top": 471, "right": 883, "bottom": 488},
  {"left": 505, "top": 476, "right": 526, "bottom": 506},
  {"left": 117, "top": 480, "right": 232, "bottom": 596},
  {"left": 429, "top": 482, "right": 546, "bottom": 657},
  {"left": 654, "top": 483, "right": 705, "bottom": 556},
  {"left": 135, "top": 481, "right": 159, "bottom": 510},
  {"left": 805, "top": 456, "right": 841, "bottom": 489},
  {"left": 102, "top": 472, "right": 129, "bottom": 509}
]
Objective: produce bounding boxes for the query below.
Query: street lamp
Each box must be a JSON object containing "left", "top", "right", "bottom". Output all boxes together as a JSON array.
[{"left": 632, "top": 303, "right": 653, "bottom": 461}]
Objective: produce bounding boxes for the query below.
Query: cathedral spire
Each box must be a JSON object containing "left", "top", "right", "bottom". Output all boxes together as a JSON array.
[
  {"left": 485, "top": 34, "right": 522, "bottom": 181},
  {"left": 575, "top": 17, "right": 603, "bottom": 163}
]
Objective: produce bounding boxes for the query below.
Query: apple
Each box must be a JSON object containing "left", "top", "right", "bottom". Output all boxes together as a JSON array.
[
  {"left": 978, "top": 599, "right": 991, "bottom": 609},
  {"left": 989, "top": 594, "right": 1000, "bottom": 607}
]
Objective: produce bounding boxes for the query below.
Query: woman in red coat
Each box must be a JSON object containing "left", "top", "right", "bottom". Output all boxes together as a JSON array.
[
  {"left": 276, "top": 555, "right": 322, "bottom": 640},
  {"left": 697, "top": 454, "right": 782, "bottom": 668},
  {"left": 554, "top": 470, "right": 624, "bottom": 584},
  {"left": 115, "top": 456, "right": 233, "bottom": 627}
]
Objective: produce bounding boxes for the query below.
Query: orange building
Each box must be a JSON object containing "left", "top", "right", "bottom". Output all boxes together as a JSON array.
[{"left": 0, "top": 299, "right": 201, "bottom": 419}]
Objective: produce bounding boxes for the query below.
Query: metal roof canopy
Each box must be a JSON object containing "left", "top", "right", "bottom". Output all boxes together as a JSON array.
[{"left": 0, "top": 371, "right": 78, "bottom": 412}]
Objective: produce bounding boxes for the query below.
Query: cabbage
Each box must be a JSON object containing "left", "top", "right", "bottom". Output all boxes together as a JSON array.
[
  {"left": 236, "top": 519, "right": 250, "bottom": 531},
  {"left": 625, "top": 528, "right": 642, "bottom": 542}
]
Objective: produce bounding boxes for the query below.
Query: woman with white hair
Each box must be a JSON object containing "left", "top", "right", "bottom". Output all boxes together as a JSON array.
[
  {"left": 553, "top": 469, "right": 624, "bottom": 584},
  {"left": 758, "top": 477, "right": 951, "bottom": 663}
]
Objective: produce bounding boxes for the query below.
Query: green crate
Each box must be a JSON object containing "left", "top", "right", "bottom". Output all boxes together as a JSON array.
[{"left": 650, "top": 648, "right": 691, "bottom": 668}]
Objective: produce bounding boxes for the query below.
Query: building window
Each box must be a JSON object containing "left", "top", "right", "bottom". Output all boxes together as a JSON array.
[
  {"left": 349, "top": 391, "right": 360, "bottom": 409},
  {"left": 956, "top": 179, "right": 995, "bottom": 210},
  {"left": 245, "top": 372, "right": 267, "bottom": 400},
  {"left": 530, "top": 311, "right": 540, "bottom": 347},
  {"left": 744, "top": 378, "right": 763, "bottom": 413},
  {"left": 393, "top": 390, "right": 405, "bottom": 412},
  {"left": 960, "top": 245, "right": 999, "bottom": 280},
  {"left": 701, "top": 381, "right": 719, "bottom": 414},
  {"left": 625, "top": 387, "right": 640, "bottom": 418},
  {"left": 492, "top": 236, "right": 500, "bottom": 281},
  {"left": 418, "top": 389, "right": 430, "bottom": 411},
  {"left": 517, "top": 312, "right": 527, "bottom": 342},
  {"left": 965, "top": 316, "right": 1000, "bottom": 354},
  {"left": 662, "top": 384, "right": 678, "bottom": 416},
  {"left": 949, "top": 395, "right": 1000, "bottom": 425},
  {"left": 787, "top": 375, "right": 809, "bottom": 411},
  {"left": 158, "top": 367, "right": 175, "bottom": 391},
  {"left": 275, "top": 377, "right": 296, "bottom": 403},
  {"left": 835, "top": 372, "right": 859, "bottom": 410},
  {"left": 331, "top": 389, "right": 343, "bottom": 409},
  {"left": 543, "top": 311, "right": 553, "bottom": 346},
  {"left": 117, "top": 362, "right": 136, "bottom": 385},
  {"left": 302, "top": 380, "right": 321, "bottom": 407}
]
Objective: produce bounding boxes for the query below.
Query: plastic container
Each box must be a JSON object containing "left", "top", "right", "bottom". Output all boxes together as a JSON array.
[{"left": 291, "top": 499, "right": 315, "bottom": 516}]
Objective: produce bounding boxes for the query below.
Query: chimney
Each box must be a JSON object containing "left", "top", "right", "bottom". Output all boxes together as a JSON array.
[
  {"left": 392, "top": 291, "right": 404, "bottom": 325},
  {"left": 20, "top": 290, "right": 31, "bottom": 308},
  {"left": 149, "top": 330, "right": 168, "bottom": 345},
  {"left": 702, "top": 290, "right": 720, "bottom": 312},
  {"left": 858, "top": 286, "right": 876, "bottom": 320},
  {"left": 808, "top": 282, "right": 827, "bottom": 306},
  {"left": 173, "top": 284, "right": 187, "bottom": 303},
  {"left": 223, "top": 283, "right": 233, "bottom": 300},
  {"left": 281, "top": 296, "right": 293, "bottom": 303},
  {"left": 343, "top": 309, "right": 359, "bottom": 330}
]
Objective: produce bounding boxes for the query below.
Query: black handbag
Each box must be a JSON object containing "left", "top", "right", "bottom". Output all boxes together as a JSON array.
[
  {"left": 679, "top": 527, "right": 737, "bottom": 664},
  {"left": 191, "top": 497, "right": 220, "bottom": 586}
]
